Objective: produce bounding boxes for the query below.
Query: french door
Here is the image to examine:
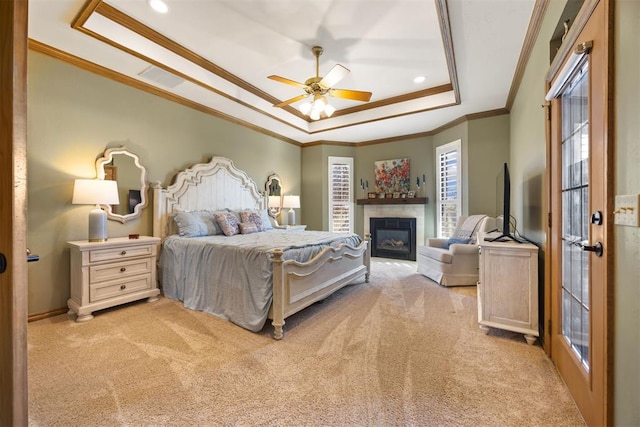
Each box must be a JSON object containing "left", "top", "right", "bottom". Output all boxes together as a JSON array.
[{"left": 547, "top": 1, "right": 612, "bottom": 425}]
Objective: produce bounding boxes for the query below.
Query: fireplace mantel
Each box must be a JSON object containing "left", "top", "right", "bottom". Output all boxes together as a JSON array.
[{"left": 357, "top": 197, "right": 428, "bottom": 205}]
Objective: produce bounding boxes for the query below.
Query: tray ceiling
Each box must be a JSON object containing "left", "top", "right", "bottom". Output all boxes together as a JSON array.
[{"left": 28, "top": 0, "right": 540, "bottom": 144}]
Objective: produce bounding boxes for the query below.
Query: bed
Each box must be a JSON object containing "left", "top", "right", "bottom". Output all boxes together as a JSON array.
[{"left": 153, "top": 156, "right": 370, "bottom": 339}]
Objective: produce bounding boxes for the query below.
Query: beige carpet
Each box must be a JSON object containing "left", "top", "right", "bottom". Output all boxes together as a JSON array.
[{"left": 28, "top": 259, "right": 585, "bottom": 426}]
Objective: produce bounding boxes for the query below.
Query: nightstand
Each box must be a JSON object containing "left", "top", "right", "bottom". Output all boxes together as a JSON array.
[{"left": 67, "top": 236, "right": 161, "bottom": 322}]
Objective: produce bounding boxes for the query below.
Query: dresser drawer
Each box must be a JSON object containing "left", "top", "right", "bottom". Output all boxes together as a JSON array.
[
  {"left": 90, "top": 275, "right": 152, "bottom": 302},
  {"left": 89, "top": 258, "right": 153, "bottom": 284},
  {"left": 88, "top": 244, "right": 154, "bottom": 263}
]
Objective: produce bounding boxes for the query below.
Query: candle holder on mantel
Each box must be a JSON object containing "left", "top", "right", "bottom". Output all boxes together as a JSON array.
[{"left": 415, "top": 175, "right": 426, "bottom": 198}]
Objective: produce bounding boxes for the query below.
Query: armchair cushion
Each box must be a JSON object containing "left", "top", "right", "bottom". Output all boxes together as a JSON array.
[{"left": 445, "top": 237, "right": 472, "bottom": 249}]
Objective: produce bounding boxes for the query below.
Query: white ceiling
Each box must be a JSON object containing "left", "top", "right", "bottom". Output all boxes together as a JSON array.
[{"left": 28, "top": 0, "right": 538, "bottom": 144}]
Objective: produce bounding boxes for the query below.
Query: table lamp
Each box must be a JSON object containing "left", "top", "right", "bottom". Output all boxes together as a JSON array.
[
  {"left": 282, "top": 195, "right": 300, "bottom": 226},
  {"left": 72, "top": 179, "right": 120, "bottom": 242},
  {"left": 268, "top": 195, "right": 282, "bottom": 218}
]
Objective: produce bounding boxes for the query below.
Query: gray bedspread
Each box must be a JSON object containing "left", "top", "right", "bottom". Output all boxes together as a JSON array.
[{"left": 159, "top": 230, "right": 362, "bottom": 332}]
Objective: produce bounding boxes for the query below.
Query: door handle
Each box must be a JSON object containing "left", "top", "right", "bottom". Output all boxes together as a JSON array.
[
  {"left": 0, "top": 253, "right": 6, "bottom": 273},
  {"left": 581, "top": 241, "right": 603, "bottom": 257}
]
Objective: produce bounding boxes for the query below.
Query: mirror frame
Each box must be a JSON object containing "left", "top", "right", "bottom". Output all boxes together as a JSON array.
[
  {"left": 265, "top": 173, "right": 283, "bottom": 218},
  {"left": 96, "top": 146, "right": 148, "bottom": 223}
]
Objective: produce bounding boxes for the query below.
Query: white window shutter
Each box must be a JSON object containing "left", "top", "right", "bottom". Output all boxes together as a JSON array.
[
  {"left": 436, "top": 141, "right": 462, "bottom": 238},
  {"left": 328, "top": 157, "right": 353, "bottom": 233}
]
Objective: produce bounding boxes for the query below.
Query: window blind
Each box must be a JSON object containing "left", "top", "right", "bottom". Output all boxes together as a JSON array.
[
  {"left": 328, "top": 157, "right": 353, "bottom": 233},
  {"left": 436, "top": 141, "right": 461, "bottom": 238}
]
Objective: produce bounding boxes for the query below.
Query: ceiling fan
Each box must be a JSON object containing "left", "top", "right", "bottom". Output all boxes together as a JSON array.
[{"left": 268, "top": 46, "right": 372, "bottom": 120}]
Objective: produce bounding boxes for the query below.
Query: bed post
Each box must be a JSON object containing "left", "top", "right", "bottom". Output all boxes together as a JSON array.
[
  {"left": 271, "top": 249, "right": 285, "bottom": 340},
  {"left": 152, "top": 181, "right": 163, "bottom": 238},
  {"left": 365, "top": 233, "right": 371, "bottom": 283}
]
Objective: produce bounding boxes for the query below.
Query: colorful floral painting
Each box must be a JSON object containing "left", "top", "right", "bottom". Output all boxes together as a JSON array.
[{"left": 374, "top": 158, "right": 410, "bottom": 193}]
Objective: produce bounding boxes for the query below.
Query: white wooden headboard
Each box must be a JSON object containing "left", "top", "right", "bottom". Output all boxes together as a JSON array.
[{"left": 153, "top": 156, "right": 265, "bottom": 239}]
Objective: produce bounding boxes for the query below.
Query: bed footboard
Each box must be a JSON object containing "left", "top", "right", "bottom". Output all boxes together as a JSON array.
[{"left": 270, "top": 235, "right": 370, "bottom": 340}]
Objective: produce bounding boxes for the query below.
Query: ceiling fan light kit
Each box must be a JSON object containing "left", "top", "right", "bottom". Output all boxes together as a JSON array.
[{"left": 268, "top": 46, "right": 372, "bottom": 120}]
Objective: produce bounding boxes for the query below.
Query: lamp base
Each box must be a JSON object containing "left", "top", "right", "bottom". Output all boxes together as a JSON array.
[
  {"left": 287, "top": 208, "right": 296, "bottom": 226},
  {"left": 88, "top": 206, "right": 108, "bottom": 242}
]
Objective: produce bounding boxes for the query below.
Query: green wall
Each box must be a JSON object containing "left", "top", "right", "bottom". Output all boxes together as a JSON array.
[
  {"left": 301, "top": 144, "right": 355, "bottom": 231},
  {"left": 614, "top": 1, "right": 640, "bottom": 424},
  {"left": 27, "top": 51, "right": 301, "bottom": 315},
  {"left": 467, "top": 115, "right": 510, "bottom": 218}
]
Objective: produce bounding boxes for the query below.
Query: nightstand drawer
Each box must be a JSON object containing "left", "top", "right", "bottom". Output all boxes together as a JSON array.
[
  {"left": 90, "top": 275, "right": 152, "bottom": 302},
  {"left": 89, "top": 244, "right": 154, "bottom": 263},
  {"left": 89, "top": 258, "right": 153, "bottom": 284}
]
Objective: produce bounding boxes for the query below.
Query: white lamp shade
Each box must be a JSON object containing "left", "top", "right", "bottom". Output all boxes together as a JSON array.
[
  {"left": 268, "top": 195, "right": 282, "bottom": 208},
  {"left": 72, "top": 179, "right": 120, "bottom": 242},
  {"left": 282, "top": 195, "right": 300, "bottom": 209},
  {"left": 72, "top": 179, "right": 120, "bottom": 205}
]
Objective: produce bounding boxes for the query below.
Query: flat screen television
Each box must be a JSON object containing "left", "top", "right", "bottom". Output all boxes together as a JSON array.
[{"left": 484, "top": 162, "right": 522, "bottom": 243}]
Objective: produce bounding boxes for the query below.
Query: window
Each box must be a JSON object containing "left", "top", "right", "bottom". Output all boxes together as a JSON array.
[
  {"left": 436, "top": 140, "right": 462, "bottom": 238},
  {"left": 328, "top": 156, "right": 354, "bottom": 233}
]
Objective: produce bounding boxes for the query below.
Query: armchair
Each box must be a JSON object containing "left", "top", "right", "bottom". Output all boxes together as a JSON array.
[{"left": 417, "top": 215, "right": 496, "bottom": 287}]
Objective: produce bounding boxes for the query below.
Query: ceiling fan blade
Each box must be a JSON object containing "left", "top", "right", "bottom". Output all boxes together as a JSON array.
[
  {"left": 319, "top": 64, "right": 349, "bottom": 89},
  {"left": 328, "top": 88, "right": 372, "bottom": 102},
  {"left": 268, "top": 75, "right": 308, "bottom": 89},
  {"left": 273, "top": 94, "right": 309, "bottom": 108}
]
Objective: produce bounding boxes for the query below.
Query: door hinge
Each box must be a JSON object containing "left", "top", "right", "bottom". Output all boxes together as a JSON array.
[
  {"left": 548, "top": 318, "right": 552, "bottom": 331},
  {"left": 548, "top": 212, "right": 552, "bottom": 228}
]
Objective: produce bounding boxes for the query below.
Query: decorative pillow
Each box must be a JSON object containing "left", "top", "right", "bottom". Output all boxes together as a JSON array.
[
  {"left": 238, "top": 222, "right": 259, "bottom": 234},
  {"left": 207, "top": 210, "right": 231, "bottom": 235},
  {"left": 214, "top": 212, "right": 239, "bottom": 236},
  {"left": 173, "top": 212, "right": 209, "bottom": 237},
  {"left": 239, "top": 211, "right": 266, "bottom": 232},
  {"left": 445, "top": 237, "right": 472, "bottom": 249}
]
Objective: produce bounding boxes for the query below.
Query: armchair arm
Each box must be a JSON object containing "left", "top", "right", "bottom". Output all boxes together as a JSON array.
[
  {"left": 448, "top": 243, "right": 480, "bottom": 255},
  {"left": 426, "top": 238, "right": 448, "bottom": 249}
]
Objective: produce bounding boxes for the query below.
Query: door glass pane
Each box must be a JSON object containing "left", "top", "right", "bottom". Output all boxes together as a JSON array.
[{"left": 560, "top": 60, "right": 590, "bottom": 370}]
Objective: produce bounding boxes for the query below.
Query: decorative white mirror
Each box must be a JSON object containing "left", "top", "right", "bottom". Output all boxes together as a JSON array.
[
  {"left": 96, "top": 147, "right": 148, "bottom": 223},
  {"left": 265, "top": 173, "right": 283, "bottom": 218}
]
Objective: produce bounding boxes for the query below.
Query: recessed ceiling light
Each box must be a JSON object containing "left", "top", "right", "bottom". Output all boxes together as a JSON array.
[
  {"left": 148, "top": 0, "right": 168, "bottom": 14},
  {"left": 413, "top": 76, "right": 426, "bottom": 84}
]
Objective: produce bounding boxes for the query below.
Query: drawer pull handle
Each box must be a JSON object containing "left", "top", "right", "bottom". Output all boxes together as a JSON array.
[
  {"left": 120, "top": 267, "right": 126, "bottom": 272},
  {"left": 120, "top": 251, "right": 127, "bottom": 255},
  {"left": 120, "top": 284, "right": 126, "bottom": 290}
]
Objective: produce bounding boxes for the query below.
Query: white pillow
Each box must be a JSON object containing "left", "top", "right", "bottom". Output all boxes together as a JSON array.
[
  {"left": 258, "top": 209, "right": 273, "bottom": 230},
  {"left": 173, "top": 210, "right": 228, "bottom": 237},
  {"left": 173, "top": 212, "right": 209, "bottom": 237}
]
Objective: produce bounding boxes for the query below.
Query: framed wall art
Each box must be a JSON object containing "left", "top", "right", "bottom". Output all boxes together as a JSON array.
[{"left": 374, "top": 158, "right": 410, "bottom": 193}]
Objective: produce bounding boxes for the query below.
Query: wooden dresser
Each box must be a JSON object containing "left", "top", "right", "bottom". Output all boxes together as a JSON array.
[
  {"left": 477, "top": 233, "right": 539, "bottom": 345},
  {"left": 67, "top": 236, "right": 160, "bottom": 322}
]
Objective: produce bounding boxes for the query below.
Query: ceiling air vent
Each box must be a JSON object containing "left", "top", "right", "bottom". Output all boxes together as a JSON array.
[{"left": 138, "top": 65, "right": 185, "bottom": 89}]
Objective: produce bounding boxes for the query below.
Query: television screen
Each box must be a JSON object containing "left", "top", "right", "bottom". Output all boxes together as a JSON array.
[{"left": 485, "top": 162, "right": 522, "bottom": 243}]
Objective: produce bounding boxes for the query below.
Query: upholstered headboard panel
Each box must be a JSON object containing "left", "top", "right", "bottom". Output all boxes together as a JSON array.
[{"left": 153, "top": 156, "right": 265, "bottom": 239}]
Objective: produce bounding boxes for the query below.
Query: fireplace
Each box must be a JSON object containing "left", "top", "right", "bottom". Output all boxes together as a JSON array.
[{"left": 370, "top": 217, "right": 417, "bottom": 261}]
